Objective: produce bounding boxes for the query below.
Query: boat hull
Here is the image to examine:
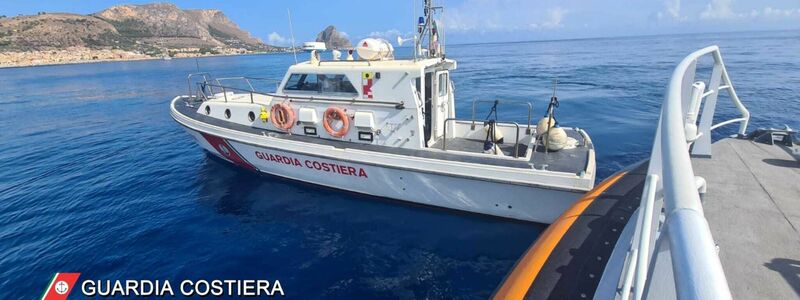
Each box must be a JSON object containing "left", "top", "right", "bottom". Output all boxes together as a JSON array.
[{"left": 181, "top": 128, "right": 583, "bottom": 223}]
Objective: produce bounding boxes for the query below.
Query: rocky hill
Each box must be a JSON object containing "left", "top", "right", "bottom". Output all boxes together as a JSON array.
[
  {"left": 0, "top": 13, "right": 120, "bottom": 51},
  {"left": 316, "top": 25, "right": 351, "bottom": 49},
  {"left": 0, "top": 3, "right": 275, "bottom": 54}
]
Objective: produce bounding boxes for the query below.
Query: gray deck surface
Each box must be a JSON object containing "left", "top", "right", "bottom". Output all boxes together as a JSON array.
[
  {"left": 429, "top": 130, "right": 591, "bottom": 175},
  {"left": 692, "top": 138, "right": 800, "bottom": 299},
  {"left": 529, "top": 129, "right": 592, "bottom": 175}
]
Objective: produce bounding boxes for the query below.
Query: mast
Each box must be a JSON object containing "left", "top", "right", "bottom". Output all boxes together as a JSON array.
[{"left": 415, "top": 0, "right": 445, "bottom": 59}]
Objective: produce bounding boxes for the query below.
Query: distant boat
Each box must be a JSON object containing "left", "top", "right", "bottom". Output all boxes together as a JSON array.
[{"left": 302, "top": 42, "right": 326, "bottom": 52}]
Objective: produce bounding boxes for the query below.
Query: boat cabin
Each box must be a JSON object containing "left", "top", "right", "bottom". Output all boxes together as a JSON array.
[
  {"left": 190, "top": 50, "right": 540, "bottom": 157},
  {"left": 273, "top": 56, "right": 457, "bottom": 150}
]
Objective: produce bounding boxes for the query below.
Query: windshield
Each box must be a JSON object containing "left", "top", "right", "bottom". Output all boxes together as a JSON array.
[{"left": 283, "top": 73, "right": 358, "bottom": 96}]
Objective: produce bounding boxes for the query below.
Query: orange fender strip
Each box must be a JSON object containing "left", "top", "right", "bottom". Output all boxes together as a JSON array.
[{"left": 492, "top": 172, "right": 627, "bottom": 300}]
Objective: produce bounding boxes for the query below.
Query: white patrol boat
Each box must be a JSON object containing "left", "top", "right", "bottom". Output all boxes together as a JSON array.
[{"left": 170, "top": 1, "right": 595, "bottom": 223}]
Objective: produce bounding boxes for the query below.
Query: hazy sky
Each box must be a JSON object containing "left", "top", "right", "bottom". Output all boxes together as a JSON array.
[{"left": 2, "top": 0, "right": 799, "bottom": 45}]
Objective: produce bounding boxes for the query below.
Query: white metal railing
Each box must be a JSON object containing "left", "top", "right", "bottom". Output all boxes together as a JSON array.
[
  {"left": 187, "top": 72, "right": 213, "bottom": 98},
  {"left": 184, "top": 73, "right": 406, "bottom": 108},
  {"left": 617, "top": 46, "right": 750, "bottom": 300},
  {"left": 214, "top": 76, "right": 283, "bottom": 92}
]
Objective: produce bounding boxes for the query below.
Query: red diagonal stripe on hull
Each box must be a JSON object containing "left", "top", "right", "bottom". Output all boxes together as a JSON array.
[
  {"left": 42, "top": 273, "right": 80, "bottom": 300},
  {"left": 200, "top": 133, "right": 257, "bottom": 171}
]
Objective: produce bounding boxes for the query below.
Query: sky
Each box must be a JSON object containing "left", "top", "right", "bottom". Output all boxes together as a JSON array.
[{"left": 1, "top": 0, "right": 799, "bottom": 45}]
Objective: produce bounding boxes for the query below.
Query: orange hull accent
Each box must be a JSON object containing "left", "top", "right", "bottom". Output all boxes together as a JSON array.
[{"left": 492, "top": 172, "right": 627, "bottom": 300}]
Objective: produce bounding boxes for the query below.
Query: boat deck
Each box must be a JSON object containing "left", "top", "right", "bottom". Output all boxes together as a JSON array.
[
  {"left": 692, "top": 137, "right": 800, "bottom": 299},
  {"left": 430, "top": 137, "right": 529, "bottom": 157},
  {"left": 429, "top": 130, "right": 592, "bottom": 175},
  {"left": 529, "top": 130, "right": 592, "bottom": 175}
]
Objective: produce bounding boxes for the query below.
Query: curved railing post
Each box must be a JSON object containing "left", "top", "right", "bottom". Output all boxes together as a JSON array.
[
  {"left": 690, "top": 48, "right": 750, "bottom": 157},
  {"left": 626, "top": 46, "right": 745, "bottom": 300}
]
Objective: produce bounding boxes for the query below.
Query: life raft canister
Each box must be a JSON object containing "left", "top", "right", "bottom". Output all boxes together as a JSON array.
[
  {"left": 270, "top": 102, "right": 295, "bottom": 130},
  {"left": 323, "top": 107, "right": 350, "bottom": 138}
]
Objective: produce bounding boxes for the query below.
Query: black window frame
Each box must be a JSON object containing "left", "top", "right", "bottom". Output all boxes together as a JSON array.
[{"left": 282, "top": 73, "right": 358, "bottom": 97}]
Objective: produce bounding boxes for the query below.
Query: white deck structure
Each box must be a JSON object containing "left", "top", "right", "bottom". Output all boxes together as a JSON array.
[{"left": 593, "top": 46, "right": 797, "bottom": 300}]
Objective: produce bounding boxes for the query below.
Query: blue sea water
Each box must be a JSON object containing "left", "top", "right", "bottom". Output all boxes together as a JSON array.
[{"left": 1, "top": 30, "right": 799, "bottom": 299}]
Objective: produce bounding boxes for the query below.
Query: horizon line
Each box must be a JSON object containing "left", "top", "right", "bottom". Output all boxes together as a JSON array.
[{"left": 443, "top": 28, "right": 800, "bottom": 47}]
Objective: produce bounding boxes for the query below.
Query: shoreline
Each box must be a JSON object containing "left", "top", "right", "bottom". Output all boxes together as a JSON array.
[{"left": 0, "top": 50, "right": 292, "bottom": 69}]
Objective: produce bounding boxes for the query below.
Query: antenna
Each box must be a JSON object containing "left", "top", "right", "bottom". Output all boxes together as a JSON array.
[
  {"left": 414, "top": 0, "right": 444, "bottom": 59},
  {"left": 195, "top": 57, "right": 200, "bottom": 72},
  {"left": 412, "top": 0, "right": 419, "bottom": 60},
  {"left": 441, "top": 0, "right": 445, "bottom": 56},
  {"left": 551, "top": 78, "right": 558, "bottom": 100},
  {"left": 287, "top": 9, "right": 298, "bottom": 64}
]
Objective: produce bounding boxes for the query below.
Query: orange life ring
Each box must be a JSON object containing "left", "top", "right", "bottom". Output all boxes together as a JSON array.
[
  {"left": 270, "top": 103, "right": 295, "bottom": 131},
  {"left": 323, "top": 107, "right": 350, "bottom": 138}
]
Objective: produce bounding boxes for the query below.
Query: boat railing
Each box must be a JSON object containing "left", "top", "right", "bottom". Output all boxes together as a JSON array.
[
  {"left": 317, "top": 60, "right": 374, "bottom": 66},
  {"left": 186, "top": 72, "right": 405, "bottom": 108},
  {"left": 193, "top": 81, "right": 406, "bottom": 109},
  {"left": 618, "top": 46, "right": 748, "bottom": 300},
  {"left": 442, "top": 118, "right": 522, "bottom": 158},
  {"left": 187, "top": 72, "right": 214, "bottom": 99},
  {"left": 470, "top": 99, "right": 533, "bottom": 134},
  {"left": 214, "top": 76, "right": 282, "bottom": 92}
]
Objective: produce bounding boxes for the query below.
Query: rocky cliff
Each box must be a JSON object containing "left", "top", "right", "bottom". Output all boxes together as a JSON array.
[
  {"left": 0, "top": 3, "right": 274, "bottom": 53},
  {"left": 316, "top": 25, "right": 351, "bottom": 49}
]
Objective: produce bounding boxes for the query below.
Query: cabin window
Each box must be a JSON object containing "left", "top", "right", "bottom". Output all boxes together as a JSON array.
[
  {"left": 284, "top": 74, "right": 318, "bottom": 92},
  {"left": 283, "top": 73, "right": 358, "bottom": 96},
  {"left": 438, "top": 73, "right": 448, "bottom": 97},
  {"left": 319, "top": 74, "right": 358, "bottom": 95}
]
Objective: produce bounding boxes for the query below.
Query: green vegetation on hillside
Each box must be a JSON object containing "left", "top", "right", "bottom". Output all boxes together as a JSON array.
[{"left": 106, "top": 19, "right": 151, "bottom": 37}]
